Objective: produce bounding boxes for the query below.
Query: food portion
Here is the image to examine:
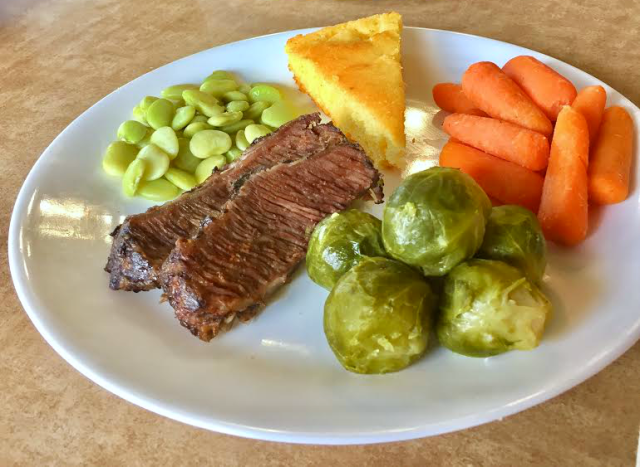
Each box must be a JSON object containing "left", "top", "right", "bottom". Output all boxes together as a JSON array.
[
  {"left": 106, "top": 114, "right": 347, "bottom": 291},
  {"left": 382, "top": 167, "right": 491, "bottom": 276},
  {"left": 538, "top": 106, "right": 589, "bottom": 246},
  {"left": 160, "top": 130, "right": 383, "bottom": 341},
  {"left": 324, "top": 257, "right": 435, "bottom": 374},
  {"left": 436, "top": 259, "right": 552, "bottom": 358},
  {"left": 285, "top": 12, "right": 406, "bottom": 169},
  {"left": 101, "top": 71, "right": 303, "bottom": 201},
  {"left": 306, "top": 210, "right": 387, "bottom": 290},
  {"left": 433, "top": 55, "right": 635, "bottom": 247},
  {"left": 476, "top": 205, "right": 547, "bottom": 284}
]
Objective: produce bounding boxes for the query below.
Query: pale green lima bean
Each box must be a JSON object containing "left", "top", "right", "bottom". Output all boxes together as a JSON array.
[
  {"left": 173, "top": 138, "right": 201, "bottom": 173},
  {"left": 150, "top": 127, "right": 179, "bottom": 159},
  {"left": 136, "top": 144, "right": 170, "bottom": 180},
  {"left": 219, "top": 119, "right": 254, "bottom": 134},
  {"left": 183, "top": 121, "right": 213, "bottom": 138},
  {"left": 227, "top": 100, "right": 250, "bottom": 112},
  {"left": 122, "top": 158, "right": 147, "bottom": 197},
  {"left": 200, "top": 79, "right": 238, "bottom": 97},
  {"left": 225, "top": 147, "right": 242, "bottom": 163},
  {"left": 102, "top": 141, "right": 138, "bottom": 176},
  {"left": 235, "top": 130, "right": 249, "bottom": 152},
  {"left": 244, "top": 101, "right": 271, "bottom": 121},
  {"left": 182, "top": 90, "right": 224, "bottom": 117},
  {"left": 207, "top": 111, "right": 243, "bottom": 127},
  {"left": 164, "top": 167, "right": 197, "bottom": 191},
  {"left": 195, "top": 155, "right": 227, "bottom": 184},
  {"left": 244, "top": 124, "right": 272, "bottom": 144},
  {"left": 138, "top": 179, "right": 180, "bottom": 202},
  {"left": 146, "top": 99, "right": 175, "bottom": 130},
  {"left": 248, "top": 85, "right": 281, "bottom": 104},
  {"left": 190, "top": 130, "right": 232, "bottom": 158},
  {"left": 117, "top": 120, "right": 148, "bottom": 144},
  {"left": 222, "top": 91, "right": 248, "bottom": 103},
  {"left": 162, "top": 84, "right": 198, "bottom": 101},
  {"left": 172, "top": 105, "right": 196, "bottom": 131}
]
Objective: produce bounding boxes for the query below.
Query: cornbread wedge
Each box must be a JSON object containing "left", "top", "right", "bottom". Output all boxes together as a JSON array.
[{"left": 285, "top": 12, "right": 406, "bottom": 169}]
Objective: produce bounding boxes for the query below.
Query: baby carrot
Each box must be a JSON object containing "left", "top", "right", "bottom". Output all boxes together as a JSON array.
[
  {"left": 432, "top": 83, "right": 487, "bottom": 116},
  {"left": 572, "top": 85, "right": 607, "bottom": 143},
  {"left": 443, "top": 113, "right": 550, "bottom": 171},
  {"left": 462, "top": 61, "right": 553, "bottom": 136},
  {"left": 503, "top": 56, "right": 577, "bottom": 122},
  {"left": 588, "top": 106, "right": 634, "bottom": 204},
  {"left": 439, "top": 140, "right": 544, "bottom": 212},
  {"left": 538, "top": 106, "right": 590, "bottom": 246}
]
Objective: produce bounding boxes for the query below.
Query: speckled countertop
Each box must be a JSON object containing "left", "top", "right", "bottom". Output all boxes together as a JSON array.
[{"left": 1, "top": 0, "right": 639, "bottom": 465}]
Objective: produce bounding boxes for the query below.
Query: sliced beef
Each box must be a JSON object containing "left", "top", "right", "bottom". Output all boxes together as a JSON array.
[
  {"left": 161, "top": 139, "right": 383, "bottom": 341},
  {"left": 105, "top": 113, "right": 346, "bottom": 291}
]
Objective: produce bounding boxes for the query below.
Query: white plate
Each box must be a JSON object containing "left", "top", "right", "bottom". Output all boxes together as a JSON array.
[{"left": 9, "top": 27, "right": 640, "bottom": 445}]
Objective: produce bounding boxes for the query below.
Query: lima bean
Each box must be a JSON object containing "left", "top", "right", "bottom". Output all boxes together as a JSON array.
[
  {"left": 117, "top": 120, "right": 148, "bottom": 144},
  {"left": 244, "top": 124, "right": 272, "bottom": 144},
  {"left": 200, "top": 79, "right": 238, "bottom": 97},
  {"left": 244, "top": 101, "right": 271, "bottom": 121},
  {"left": 183, "top": 90, "right": 224, "bottom": 117},
  {"left": 102, "top": 141, "right": 138, "bottom": 176},
  {"left": 150, "top": 127, "right": 179, "bottom": 159},
  {"left": 136, "top": 144, "right": 170, "bottom": 180},
  {"left": 173, "top": 138, "right": 201, "bottom": 173},
  {"left": 122, "top": 158, "right": 147, "bottom": 197},
  {"left": 219, "top": 119, "right": 254, "bottom": 134},
  {"left": 183, "top": 121, "right": 213, "bottom": 138},
  {"left": 191, "top": 115, "right": 209, "bottom": 123},
  {"left": 227, "top": 100, "right": 250, "bottom": 112},
  {"left": 195, "top": 155, "right": 227, "bottom": 184},
  {"left": 146, "top": 98, "right": 175, "bottom": 130},
  {"left": 235, "top": 130, "right": 249, "bottom": 152},
  {"left": 162, "top": 84, "right": 198, "bottom": 101},
  {"left": 165, "top": 167, "right": 197, "bottom": 191},
  {"left": 190, "top": 130, "right": 232, "bottom": 158},
  {"left": 238, "top": 83, "right": 252, "bottom": 95},
  {"left": 138, "top": 178, "right": 180, "bottom": 202},
  {"left": 132, "top": 105, "right": 148, "bottom": 125},
  {"left": 207, "top": 111, "right": 243, "bottom": 127},
  {"left": 139, "top": 96, "right": 159, "bottom": 111},
  {"left": 221, "top": 91, "right": 248, "bottom": 103},
  {"left": 225, "top": 147, "right": 242, "bottom": 163},
  {"left": 172, "top": 105, "right": 196, "bottom": 131},
  {"left": 204, "top": 70, "right": 235, "bottom": 82},
  {"left": 260, "top": 100, "right": 300, "bottom": 128},
  {"left": 248, "top": 84, "right": 281, "bottom": 104}
]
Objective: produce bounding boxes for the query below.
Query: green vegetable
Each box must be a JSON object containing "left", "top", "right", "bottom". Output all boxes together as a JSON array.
[
  {"left": 150, "top": 126, "right": 179, "bottom": 159},
  {"left": 173, "top": 138, "right": 201, "bottom": 173},
  {"left": 227, "top": 100, "right": 250, "bottom": 112},
  {"left": 249, "top": 84, "right": 281, "bottom": 104},
  {"left": 122, "top": 158, "right": 147, "bottom": 197},
  {"left": 102, "top": 141, "right": 138, "bottom": 176},
  {"left": 132, "top": 105, "right": 148, "bottom": 125},
  {"left": 244, "top": 124, "right": 271, "bottom": 144},
  {"left": 204, "top": 70, "right": 235, "bottom": 82},
  {"left": 225, "top": 147, "right": 242, "bottom": 163},
  {"left": 136, "top": 144, "right": 170, "bottom": 180},
  {"left": 238, "top": 83, "right": 252, "bottom": 95},
  {"left": 200, "top": 79, "right": 238, "bottom": 97},
  {"left": 219, "top": 119, "right": 254, "bottom": 134},
  {"left": 183, "top": 121, "right": 213, "bottom": 138},
  {"left": 171, "top": 105, "right": 196, "bottom": 131},
  {"left": 324, "top": 257, "right": 436, "bottom": 374},
  {"left": 235, "top": 130, "right": 249, "bottom": 151},
  {"left": 476, "top": 205, "right": 547, "bottom": 283},
  {"left": 117, "top": 120, "right": 147, "bottom": 144},
  {"left": 307, "top": 210, "right": 387, "bottom": 290},
  {"left": 260, "top": 100, "right": 300, "bottom": 128},
  {"left": 244, "top": 101, "right": 271, "bottom": 121},
  {"left": 182, "top": 90, "right": 224, "bottom": 117},
  {"left": 164, "top": 167, "right": 197, "bottom": 191},
  {"left": 436, "top": 259, "right": 552, "bottom": 357},
  {"left": 135, "top": 128, "right": 153, "bottom": 148},
  {"left": 207, "top": 111, "right": 243, "bottom": 127},
  {"left": 382, "top": 167, "right": 491, "bottom": 276},
  {"left": 221, "top": 91, "right": 248, "bottom": 103},
  {"left": 195, "top": 155, "right": 226, "bottom": 184},
  {"left": 139, "top": 96, "right": 159, "bottom": 111},
  {"left": 190, "top": 130, "right": 232, "bottom": 159},
  {"left": 191, "top": 115, "right": 209, "bottom": 124},
  {"left": 137, "top": 178, "right": 180, "bottom": 202},
  {"left": 146, "top": 98, "right": 175, "bottom": 130},
  {"left": 161, "top": 84, "right": 198, "bottom": 101}
]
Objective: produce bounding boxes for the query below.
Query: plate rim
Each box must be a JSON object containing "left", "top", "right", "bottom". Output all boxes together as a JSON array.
[{"left": 8, "top": 26, "right": 640, "bottom": 445}]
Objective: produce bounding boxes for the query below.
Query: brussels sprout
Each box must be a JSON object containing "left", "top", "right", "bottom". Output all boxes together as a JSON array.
[
  {"left": 476, "top": 205, "right": 547, "bottom": 283},
  {"left": 324, "top": 257, "right": 436, "bottom": 374},
  {"left": 437, "top": 259, "right": 552, "bottom": 357},
  {"left": 382, "top": 167, "right": 491, "bottom": 276},
  {"left": 307, "top": 210, "right": 387, "bottom": 290}
]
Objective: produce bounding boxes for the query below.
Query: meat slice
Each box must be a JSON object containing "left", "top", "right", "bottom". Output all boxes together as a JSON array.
[
  {"left": 161, "top": 140, "right": 383, "bottom": 341},
  {"left": 105, "top": 113, "right": 345, "bottom": 291}
]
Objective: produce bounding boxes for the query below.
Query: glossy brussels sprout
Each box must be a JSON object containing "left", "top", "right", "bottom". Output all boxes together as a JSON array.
[
  {"left": 437, "top": 259, "right": 552, "bottom": 357},
  {"left": 476, "top": 205, "right": 547, "bottom": 283},
  {"left": 307, "top": 210, "right": 387, "bottom": 290},
  {"left": 382, "top": 167, "right": 491, "bottom": 277},
  {"left": 324, "top": 257, "right": 436, "bottom": 374}
]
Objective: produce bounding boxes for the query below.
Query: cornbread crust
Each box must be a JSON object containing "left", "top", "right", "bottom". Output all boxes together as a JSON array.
[{"left": 285, "top": 12, "right": 406, "bottom": 169}]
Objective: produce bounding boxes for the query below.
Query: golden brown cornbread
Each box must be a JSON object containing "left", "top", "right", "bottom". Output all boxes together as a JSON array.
[{"left": 285, "top": 12, "right": 406, "bottom": 169}]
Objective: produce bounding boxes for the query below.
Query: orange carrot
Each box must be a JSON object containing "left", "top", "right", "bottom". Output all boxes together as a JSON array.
[
  {"left": 461, "top": 61, "right": 553, "bottom": 136},
  {"left": 572, "top": 85, "right": 607, "bottom": 143},
  {"left": 432, "top": 83, "right": 487, "bottom": 116},
  {"left": 588, "top": 106, "right": 634, "bottom": 204},
  {"left": 503, "top": 56, "right": 577, "bottom": 122},
  {"left": 439, "top": 141, "right": 544, "bottom": 212},
  {"left": 538, "top": 106, "right": 589, "bottom": 246},
  {"left": 443, "top": 113, "right": 550, "bottom": 171}
]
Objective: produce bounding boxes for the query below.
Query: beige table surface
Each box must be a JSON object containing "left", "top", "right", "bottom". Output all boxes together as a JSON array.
[{"left": 1, "top": 0, "right": 639, "bottom": 465}]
